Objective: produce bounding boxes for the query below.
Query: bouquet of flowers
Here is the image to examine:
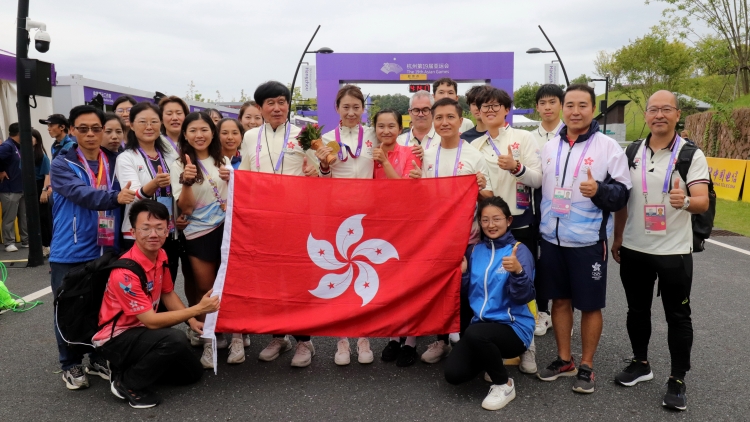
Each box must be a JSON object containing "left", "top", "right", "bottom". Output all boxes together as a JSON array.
[{"left": 297, "top": 123, "right": 337, "bottom": 165}]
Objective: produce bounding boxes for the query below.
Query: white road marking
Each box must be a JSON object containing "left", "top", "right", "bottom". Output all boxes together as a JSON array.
[
  {"left": 20, "top": 286, "right": 52, "bottom": 302},
  {"left": 706, "top": 238, "right": 750, "bottom": 257}
]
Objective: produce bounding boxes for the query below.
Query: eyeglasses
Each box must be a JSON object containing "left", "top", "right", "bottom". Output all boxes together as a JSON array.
[
  {"left": 134, "top": 120, "right": 161, "bottom": 127},
  {"left": 115, "top": 107, "right": 132, "bottom": 114},
  {"left": 136, "top": 227, "right": 169, "bottom": 237},
  {"left": 74, "top": 126, "right": 103, "bottom": 134},
  {"left": 645, "top": 106, "right": 678, "bottom": 116},
  {"left": 409, "top": 107, "right": 431, "bottom": 116},
  {"left": 480, "top": 104, "right": 503, "bottom": 112},
  {"left": 480, "top": 217, "right": 507, "bottom": 226}
]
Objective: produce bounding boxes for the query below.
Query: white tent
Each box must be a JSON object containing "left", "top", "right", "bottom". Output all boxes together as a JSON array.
[{"left": 511, "top": 115, "right": 540, "bottom": 128}]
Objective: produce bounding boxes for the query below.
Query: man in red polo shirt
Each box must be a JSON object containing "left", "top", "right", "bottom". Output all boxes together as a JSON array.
[{"left": 94, "top": 200, "right": 220, "bottom": 409}]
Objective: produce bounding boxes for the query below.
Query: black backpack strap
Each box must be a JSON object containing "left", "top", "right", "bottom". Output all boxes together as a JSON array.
[
  {"left": 625, "top": 140, "right": 643, "bottom": 169},
  {"left": 99, "top": 259, "right": 151, "bottom": 341},
  {"left": 674, "top": 143, "right": 699, "bottom": 195}
]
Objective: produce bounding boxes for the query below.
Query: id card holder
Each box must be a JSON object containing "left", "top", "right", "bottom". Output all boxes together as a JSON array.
[
  {"left": 97, "top": 216, "right": 115, "bottom": 247},
  {"left": 516, "top": 183, "right": 530, "bottom": 210},
  {"left": 644, "top": 204, "right": 667, "bottom": 235},
  {"left": 157, "top": 196, "right": 175, "bottom": 233},
  {"left": 550, "top": 187, "right": 573, "bottom": 219}
]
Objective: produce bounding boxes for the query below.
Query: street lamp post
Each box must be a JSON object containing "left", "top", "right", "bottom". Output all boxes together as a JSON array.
[
  {"left": 15, "top": 0, "right": 44, "bottom": 267},
  {"left": 289, "top": 25, "right": 333, "bottom": 114},
  {"left": 591, "top": 75, "right": 610, "bottom": 135},
  {"left": 526, "top": 25, "right": 570, "bottom": 86}
]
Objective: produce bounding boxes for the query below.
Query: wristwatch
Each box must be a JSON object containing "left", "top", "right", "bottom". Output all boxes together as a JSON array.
[{"left": 681, "top": 196, "right": 690, "bottom": 210}]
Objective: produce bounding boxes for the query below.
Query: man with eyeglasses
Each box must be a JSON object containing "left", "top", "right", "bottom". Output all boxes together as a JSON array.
[
  {"left": 611, "top": 91, "right": 710, "bottom": 411},
  {"left": 95, "top": 200, "right": 220, "bottom": 409},
  {"left": 397, "top": 90, "right": 440, "bottom": 152},
  {"left": 40, "top": 114, "right": 76, "bottom": 159},
  {"left": 0, "top": 123, "right": 28, "bottom": 251},
  {"left": 50, "top": 105, "right": 137, "bottom": 391}
]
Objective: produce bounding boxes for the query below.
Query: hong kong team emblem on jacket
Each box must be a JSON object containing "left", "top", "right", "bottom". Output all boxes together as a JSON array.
[{"left": 307, "top": 214, "right": 399, "bottom": 306}]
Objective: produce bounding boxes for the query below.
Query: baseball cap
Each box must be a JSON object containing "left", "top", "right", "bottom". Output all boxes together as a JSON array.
[{"left": 39, "top": 114, "right": 68, "bottom": 126}]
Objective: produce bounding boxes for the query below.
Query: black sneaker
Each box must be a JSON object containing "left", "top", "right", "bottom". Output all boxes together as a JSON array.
[
  {"left": 110, "top": 374, "right": 161, "bottom": 409},
  {"left": 662, "top": 378, "right": 687, "bottom": 411},
  {"left": 615, "top": 359, "right": 653, "bottom": 387},
  {"left": 396, "top": 345, "right": 418, "bottom": 367},
  {"left": 572, "top": 364, "right": 596, "bottom": 394},
  {"left": 381, "top": 340, "right": 401, "bottom": 362}
]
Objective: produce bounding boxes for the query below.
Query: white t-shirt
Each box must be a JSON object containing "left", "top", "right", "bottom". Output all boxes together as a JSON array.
[
  {"left": 170, "top": 156, "right": 230, "bottom": 240},
  {"left": 422, "top": 140, "right": 493, "bottom": 192},
  {"left": 622, "top": 137, "right": 710, "bottom": 255},
  {"left": 397, "top": 126, "right": 441, "bottom": 150},
  {"left": 238, "top": 122, "right": 318, "bottom": 175},
  {"left": 321, "top": 125, "right": 378, "bottom": 179},
  {"left": 530, "top": 120, "right": 564, "bottom": 150}
]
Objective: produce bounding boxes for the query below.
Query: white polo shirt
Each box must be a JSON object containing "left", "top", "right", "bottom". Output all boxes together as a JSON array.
[
  {"left": 622, "top": 136, "right": 710, "bottom": 255},
  {"left": 530, "top": 120, "right": 564, "bottom": 150},
  {"left": 422, "top": 140, "right": 493, "bottom": 192},
  {"left": 321, "top": 125, "right": 378, "bottom": 179},
  {"left": 397, "top": 126, "right": 441, "bottom": 150},
  {"left": 471, "top": 125, "right": 542, "bottom": 215},
  {"left": 459, "top": 118, "right": 475, "bottom": 133},
  {"left": 238, "top": 122, "right": 318, "bottom": 175}
]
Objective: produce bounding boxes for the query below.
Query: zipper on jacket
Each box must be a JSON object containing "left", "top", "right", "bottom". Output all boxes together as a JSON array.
[
  {"left": 555, "top": 144, "right": 574, "bottom": 246},
  {"left": 479, "top": 241, "right": 496, "bottom": 321},
  {"left": 507, "top": 307, "right": 515, "bottom": 322},
  {"left": 73, "top": 215, "right": 77, "bottom": 244}
]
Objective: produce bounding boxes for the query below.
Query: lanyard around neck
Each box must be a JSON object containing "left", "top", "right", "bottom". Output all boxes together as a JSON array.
[
  {"left": 435, "top": 140, "right": 464, "bottom": 177},
  {"left": 335, "top": 125, "right": 364, "bottom": 161},
  {"left": 642, "top": 135, "right": 681, "bottom": 203},
  {"left": 255, "top": 122, "right": 291, "bottom": 172}
]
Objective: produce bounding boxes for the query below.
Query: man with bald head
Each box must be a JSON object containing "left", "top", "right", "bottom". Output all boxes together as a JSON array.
[{"left": 611, "top": 90, "right": 710, "bottom": 411}]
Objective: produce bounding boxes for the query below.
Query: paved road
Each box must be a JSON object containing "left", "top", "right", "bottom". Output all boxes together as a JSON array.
[{"left": 1, "top": 234, "right": 749, "bottom": 421}]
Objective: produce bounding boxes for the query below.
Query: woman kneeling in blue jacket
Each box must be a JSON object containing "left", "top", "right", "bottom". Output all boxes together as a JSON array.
[{"left": 444, "top": 196, "right": 536, "bottom": 411}]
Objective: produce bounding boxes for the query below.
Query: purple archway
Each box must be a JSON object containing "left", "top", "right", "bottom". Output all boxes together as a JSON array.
[{"left": 315, "top": 52, "right": 513, "bottom": 130}]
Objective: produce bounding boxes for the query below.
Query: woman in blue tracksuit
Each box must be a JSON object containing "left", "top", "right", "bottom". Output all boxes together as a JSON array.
[{"left": 444, "top": 196, "right": 536, "bottom": 411}]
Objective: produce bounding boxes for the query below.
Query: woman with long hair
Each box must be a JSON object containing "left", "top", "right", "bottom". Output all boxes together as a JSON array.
[
  {"left": 31, "top": 128, "right": 52, "bottom": 256},
  {"left": 218, "top": 118, "right": 245, "bottom": 169},
  {"left": 102, "top": 113, "right": 125, "bottom": 153},
  {"left": 238, "top": 101, "right": 263, "bottom": 131},
  {"left": 159, "top": 96, "right": 189, "bottom": 155}
]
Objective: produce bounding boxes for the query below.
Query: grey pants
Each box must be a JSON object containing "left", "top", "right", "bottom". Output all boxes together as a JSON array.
[{"left": 0, "top": 192, "right": 28, "bottom": 245}]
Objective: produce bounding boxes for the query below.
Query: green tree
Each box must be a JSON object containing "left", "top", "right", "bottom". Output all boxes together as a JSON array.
[
  {"left": 694, "top": 35, "right": 735, "bottom": 76},
  {"left": 371, "top": 94, "right": 410, "bottom": 115},
  {"left": 593, "top": 50, "right": 622, "bottom": 85},
  {"left": 570, "top": 74, "right": 591, "bottom": 84},
  {"left": 513, "top": 82, "right": 541, "bottom": 110}
]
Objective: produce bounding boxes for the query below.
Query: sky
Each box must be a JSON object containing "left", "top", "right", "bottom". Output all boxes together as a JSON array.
[{"left": 0, "top": 0, "right": 691, "bottom": 102}]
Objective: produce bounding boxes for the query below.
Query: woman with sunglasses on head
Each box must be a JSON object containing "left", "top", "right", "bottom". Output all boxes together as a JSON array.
[
  {"left": 31, "top": 129, "right": 53, "bottom": 257},
  {"left": 238, "top": 101, "right": 263, "bottom": 132},
  {"left": 113, "top": 95, "right": 137, "bottom": 139},
  {"left": 170, "top": 112, "right": 244, "bottom": 367},
  {"left": 314, "top": 84, "right": 379, "bottom": 366}
]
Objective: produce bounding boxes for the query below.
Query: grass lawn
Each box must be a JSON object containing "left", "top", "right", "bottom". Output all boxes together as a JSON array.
[{"left": 714, "top": 198, "right": 750, "bottom": 237}]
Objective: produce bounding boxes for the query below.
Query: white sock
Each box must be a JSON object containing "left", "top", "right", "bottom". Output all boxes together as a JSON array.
[{"left": 405, "top": 336, "right": 417, "bottom": 347}]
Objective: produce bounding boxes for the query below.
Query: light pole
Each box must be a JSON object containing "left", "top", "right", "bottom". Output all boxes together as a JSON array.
[
  {"left": 591, "top": 75, "right": 610, "bottom": 135},
  {"left": 289, "top": 25, "right": 333, "bottom": 115},
  {"left": 526, "top": 25, "right": 570, "bottom": 86},
  {"left": 15, "top": 0, "right": 44, "bottom": 267}
]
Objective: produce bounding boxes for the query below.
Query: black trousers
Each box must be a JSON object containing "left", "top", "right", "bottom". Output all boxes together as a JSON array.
[
  {"left": 444, "top": 322, "right": 526, "bottom": 385},
  {"left": 511, "top": 225, "right": 546, "bottom": 313},
  {"left": 619, "top": 247, "right": 693, "bottom": 379},
  {"left": 99, "top": 327, "right": 203, "bottom": 390},
  {"left": 36, "top": 179, "right": 52, "bottom": 247}
]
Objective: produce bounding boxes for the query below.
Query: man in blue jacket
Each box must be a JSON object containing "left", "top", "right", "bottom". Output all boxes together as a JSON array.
[
  {"left": 40, "top": 114, "right": 76, "bottom": 159},
  {"left": 49, "top": 105, "right": 135, "bottom": 391},
  {"left": 0, "top": 123, "right": 28, "bottom": 251},
  {"left": 536, "top": 84, "right": 632, "bottom": 394}
]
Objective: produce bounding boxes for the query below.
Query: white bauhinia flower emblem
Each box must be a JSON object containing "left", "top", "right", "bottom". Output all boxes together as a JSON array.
[{"left": 308, "top": 214, "right": 398, "bottom": 306}]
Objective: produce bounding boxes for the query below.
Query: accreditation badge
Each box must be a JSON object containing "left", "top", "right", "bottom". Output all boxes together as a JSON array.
[
  {"left": 516, "top": 183, "right": 530, "bottom": 210},
  {"left": 644, "top": 204, "right": 667, "bottom": 236},
  {"left": 157, "top": 196, "right": 175, "bottom": 233},
  {"left": 97, "top": 216, "right": 115, "bottom": 247},
  {"left": 550, "top": 187, "right": 573, "bottom": 219}
]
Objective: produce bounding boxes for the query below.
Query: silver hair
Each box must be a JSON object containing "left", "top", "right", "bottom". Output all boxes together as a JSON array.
[{"left": 409, "top": 90, "right": 434, "bottom": 108}]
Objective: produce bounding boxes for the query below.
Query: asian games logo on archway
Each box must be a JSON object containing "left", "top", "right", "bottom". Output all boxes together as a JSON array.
[{"left": 307, "top": 214, "right": 398, "bottom": 306}]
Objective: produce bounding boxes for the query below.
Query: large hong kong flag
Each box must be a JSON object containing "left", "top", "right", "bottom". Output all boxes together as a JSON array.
[{"left": 203, "top": 170, "right": 478, "bottom": 339}]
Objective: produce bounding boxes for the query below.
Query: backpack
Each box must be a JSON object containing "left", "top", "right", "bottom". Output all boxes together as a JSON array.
[
  {"left": 54, "top": 251, "right": 148, "bottom": 350},
  {"left": 625, "top": 139, "right": 717, "bottom": 252}
]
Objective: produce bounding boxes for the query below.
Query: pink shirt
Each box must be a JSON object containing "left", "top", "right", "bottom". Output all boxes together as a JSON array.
[{"left": 373, "top": 143, "right": 420, "bottom": 179}]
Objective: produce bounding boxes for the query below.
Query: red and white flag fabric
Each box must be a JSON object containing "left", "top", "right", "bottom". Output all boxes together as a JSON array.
[{"left": 204, "top": 170, "right": 478, "bottom": 341}]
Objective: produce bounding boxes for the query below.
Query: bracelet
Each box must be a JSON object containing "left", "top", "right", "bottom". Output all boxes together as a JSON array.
[
  {"left": 319, "top": 166, "right": 331, "bottom": 175},
  {"left": 512, "top": 161, "right": 522, "bottom": 174},
  {"left": 179, "top": 172, "right": 196, "bottom": 186}
]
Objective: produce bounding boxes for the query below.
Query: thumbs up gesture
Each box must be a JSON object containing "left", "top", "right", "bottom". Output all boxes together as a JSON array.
[
  {"left": 219, "top": 166, "right": 231, "bottom": 182},
  {"left": 372, "top": 147, "right": 386, "bottom": 164},
  {"left": 183, "top": 154, "right": 197, "bottom": 181},
  {"left": 117, "top": 181, "right": 136, "bottom": 205},
  {"left": 502, "top": 244, "right": 523, "bottom": 274},
  {"left": 154, "top": 164, "right": 171, "bottom": 188},
  {"left": 408, "top": 160, "right": 422, "bottom": 179},
  {"left": 303, "top": 156, "right": 319, "bottom": 177},
  {"left": 669, "top": 178, "right": 687, "bottom": 210},
  {"left": 497, "top": 144, "right": 517, "bottom": 171},
  {"left": 579, "top": 167, "right": 598, "bottom": 198}
]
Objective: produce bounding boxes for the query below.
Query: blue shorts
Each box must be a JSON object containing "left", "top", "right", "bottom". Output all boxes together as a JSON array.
[{"left": 538, "top": 239, "right": 608, "bottom": 311}]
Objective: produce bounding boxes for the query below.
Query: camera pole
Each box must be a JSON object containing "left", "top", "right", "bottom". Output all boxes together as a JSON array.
[{"left": 16, "top": 0, "right": 45, "bottom": 267}]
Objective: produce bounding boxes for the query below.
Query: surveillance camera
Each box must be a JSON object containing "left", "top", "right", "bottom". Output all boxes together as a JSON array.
[{"left": 34, "top": 30, "right": 51, "bottom": 53}]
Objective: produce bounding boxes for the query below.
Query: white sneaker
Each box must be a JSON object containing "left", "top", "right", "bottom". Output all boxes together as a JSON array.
[
  {"left": 335, "top": 339, "right": 351, "bottom": 366},
  {"left": 534, "top": 312, "right": 552, "bottom": 336},
  {"left": 421, "top": 340, "right": 452, "bottom": 364},
  {"left": 243, "top": 334, "right": 251, "bottom": 348},
  {"left": 357, "top": 338, "right": 373, "bottom": 364},
  {"left": 258, "top": 336, "right": 292, "bottom": 362},
  {"left": 227, "top": 338, "right": 245, "bottom": 364},
  {"left": 449, "top": 333, "right": 461, "bottom": 343},
  {"left": 481, "top": 379, "right": 516, "bottom": 410},
  {"left": 215, "top": 334, "right": 228, "bottom": 350},
  {"left": 186, "top": 328, "right": 202, "bottom": 347},
  {"left": 200, "top": 343, "right": 213, "bottom": 369},
  {"left": 519, "top": 339, "right": 537, "bottom": 374},
  {"left": 5, "top": 244, "right": 17, "bottom": 252},
  {"left": 291, "top": 340, "right": 315, "bottom": 367}
]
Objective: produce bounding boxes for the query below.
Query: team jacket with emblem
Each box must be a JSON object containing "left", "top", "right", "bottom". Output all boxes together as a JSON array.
[
  {"left": 238, "top": 122, "right": 318, "bottom": 175},
  {"left": 461, "top": 231, "right": 536, "bottom": 348},
  {"left": 320, "top": 125, "right": 378, "bottom": 179},
  {"left": 540, "top": 121, "right": 631, "bottom": 247}
]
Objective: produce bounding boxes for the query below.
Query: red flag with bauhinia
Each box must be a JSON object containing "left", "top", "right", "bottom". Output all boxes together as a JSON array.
[{"left": 205, "top": 170, "right": 478, "bottom": 338}]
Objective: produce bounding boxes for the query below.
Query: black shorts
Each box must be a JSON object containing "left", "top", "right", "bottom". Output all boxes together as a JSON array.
[
  {"left": 538, "top": 239, "right": 608, "bottom": 311},
  {"left": 184, "top": 223, "right": 224, "bottom": 263}
]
